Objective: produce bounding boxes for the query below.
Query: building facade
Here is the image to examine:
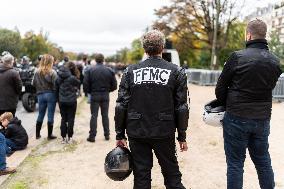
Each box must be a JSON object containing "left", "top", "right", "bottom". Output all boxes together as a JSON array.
[{"left": 245, "top": 1, "right": 284, "bottom": 42}]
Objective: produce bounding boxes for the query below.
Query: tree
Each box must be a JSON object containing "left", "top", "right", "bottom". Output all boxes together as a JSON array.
[
  {"left": 0, "top": 28, "right": 23, "bottom": 57},
  {"left": 47, "top": 42, "right": 64, "bottom": 61},
  {"left": 154, "top": 0, "right": 244, "bottom": 69},
  {"left": 64, "top": 52, "right": 78, "bottom": 61},
  {"left": 269, "top": 30, "right": 284, "bottom": 64},
  {"left": 218, "top": 22, "right": 246, "bottom": 66},
  {"left": 21, "top": 31, "right": 49, "bottom": 61},
  {"left": 127, "top": 39, "right": 144, "bottom": 64},
  {"left": 106, "top": 38, "right": 144, "bottom": 64}
]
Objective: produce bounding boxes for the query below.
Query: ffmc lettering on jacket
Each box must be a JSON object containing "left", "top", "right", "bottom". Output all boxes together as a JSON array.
[{"left": 133, "top": 67, "right": 171, "bottom": 85}]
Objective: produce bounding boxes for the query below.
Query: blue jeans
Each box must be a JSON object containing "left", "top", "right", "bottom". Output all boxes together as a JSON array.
[
  {"left": 37, "top": 92, "right": 57, "bottom": 124},
  {"left": 0, "top": 133, "right": 6, "bottom": 170},
  {"left": 223, "top": 112, "right": 274, "bottom": 189},
  {"left": 6, "top": 138, "right": 25, "bottom": 153}
]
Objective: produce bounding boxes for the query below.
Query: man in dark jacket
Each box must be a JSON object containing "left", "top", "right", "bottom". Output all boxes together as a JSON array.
[
  {"left": 0, "top": 112, "right": 28, "bottom": 153},
  {"left": 83, "top": 53, "right": 117, "bottom": 142},
  {"left": 216, "top": 19, "right": 282, "bottom": 189},
  {"left": 0, "top": 53, "right": 22, "bottom": 116},
  {"left": 115, "top": 30, "right": 189, "bottom": 189}
]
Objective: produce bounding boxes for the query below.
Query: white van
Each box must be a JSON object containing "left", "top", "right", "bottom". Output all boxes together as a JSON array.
[{"left": 142, "top": 49, "right": 180, "bottom": 67}]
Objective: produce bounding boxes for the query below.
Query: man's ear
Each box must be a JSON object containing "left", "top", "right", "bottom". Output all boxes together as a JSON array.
[{"left": 247, "top": 32, "right": 252, "bottom": 41}]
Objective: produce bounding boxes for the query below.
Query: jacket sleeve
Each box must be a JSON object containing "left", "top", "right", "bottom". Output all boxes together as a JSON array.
[
  {"left": 83, "top": 69, "right": 90, "bottom": 94},
  {"left": 51, "top": 71, "right": 57, "bottom": 86},
  {"left": 174, "top": 68, "right": 189, "bottom": 142},
  {"left": 74, "top": 77, "right": 81, "bottom": 89},
  {"left": 5, "top": 126, "right": 13, "bottom": 138},
  {"left": 110, "top": 70, "right": 118, "bottom": 92},
  {"left": 13, "top": 71, "right": 23, "bottom": 95},
  {"left": 215, "top": 52, "right": 238, "bottom": 104},
  {"left": 31, "top": 72, "right": 37, "bottom": 87},
  {"left": 55, "top": 79, "right": 60, "bottom": 101},
  {"left": 115, "top": 68, "right": 130, "bottom": 140}
]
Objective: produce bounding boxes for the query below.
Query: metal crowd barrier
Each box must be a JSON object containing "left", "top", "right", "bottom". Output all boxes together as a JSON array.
[
  {"left": 186, "top": 69, "right": 284, "bottom": 100},
  {"left": 272, "top": 74, "right": 284, "bottom": 100},
  {"left": 185, "top": 69, "right": 222, "bottom": 86}
]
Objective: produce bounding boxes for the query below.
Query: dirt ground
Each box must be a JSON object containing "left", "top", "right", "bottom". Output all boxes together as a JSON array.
[{"left": 1, "top": 84, "right": 284, "bottom": 189}]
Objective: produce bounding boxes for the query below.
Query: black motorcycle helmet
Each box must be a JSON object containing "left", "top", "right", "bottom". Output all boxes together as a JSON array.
[
  {"left": 104, "top": 146, "right": 133, "bottom": 181},
  {"left": 63, "top": 56, "right": 69, "bottom": 62}
]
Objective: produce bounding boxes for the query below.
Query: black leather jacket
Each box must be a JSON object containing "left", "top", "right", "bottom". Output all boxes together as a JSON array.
[
  {"left": 216, "top": 39, "right": 282, "bottom": 119},
  {"left": 83, "top": 63, "right": 117, "bottom": 99},
  {"left": 115, "top": 56, "right": 189, "bottom": 142}
]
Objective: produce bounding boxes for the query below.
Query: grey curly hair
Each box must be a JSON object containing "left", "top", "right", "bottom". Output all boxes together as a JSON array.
[
  {"left": 1, "top": 53, "right": 14, "bottom": 68},
  {"left": 141, "top": 30, "right": 165, "bottom": 56}
]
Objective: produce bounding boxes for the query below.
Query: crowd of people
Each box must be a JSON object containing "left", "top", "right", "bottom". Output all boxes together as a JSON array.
[
  {"left": 0, "top": 18, "right": 281, "bottom": 189},
  {"left": 0, "top": 51, "right": 119, "bottom": 175}
]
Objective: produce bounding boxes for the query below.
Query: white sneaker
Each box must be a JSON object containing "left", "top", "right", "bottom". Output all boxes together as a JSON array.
[
  {"left": 61, "top": 138, "right": 67, "bottom": 144},
  {"left": 68, "top": 137, "right": 74, "bottom": 144}
]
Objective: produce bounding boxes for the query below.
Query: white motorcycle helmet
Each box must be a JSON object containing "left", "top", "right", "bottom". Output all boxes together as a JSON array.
[{"left": 203, "top": 99, "right": 225, "bottom": 127}]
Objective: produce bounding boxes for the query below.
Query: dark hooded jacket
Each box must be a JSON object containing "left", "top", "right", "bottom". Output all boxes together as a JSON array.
[
  {"left": 0, "top": 64, "right": 22, "bottom": 110},
  {"left": 5, "top": 117, "right": 28, "bottom": 148},
  {"left": 55, "top": 66, "right": 80, "bottom": 103}
]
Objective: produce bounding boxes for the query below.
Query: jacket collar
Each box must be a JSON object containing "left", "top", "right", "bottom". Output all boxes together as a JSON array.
[
  {"left": 147, "top": 55, "right": 162, "bottom": 60},
  {"left": 246, "top": 39, "right": 269, "bottom": 50}
]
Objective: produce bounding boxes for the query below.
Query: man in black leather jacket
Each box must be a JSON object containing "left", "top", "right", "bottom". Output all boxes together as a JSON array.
[
  {"left": 216, "top": 19, "right": 282, "bottom": 189},
  {"left": 83, "top": 54, "right": 117, "bottom": 142},
  {"left": 115, "top": 30, "right": 189, "bottom": 189}
]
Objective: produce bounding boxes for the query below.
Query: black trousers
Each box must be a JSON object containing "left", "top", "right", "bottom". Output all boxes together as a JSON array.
[
  {"left": 59, "top": 102, "right": 77, "bottom": 138},
  {"left": 129, "top": 137, "right": 185, "bottom": 189},
  {"left": 89, "top": 96, "right": 110, "bottom": 138}
]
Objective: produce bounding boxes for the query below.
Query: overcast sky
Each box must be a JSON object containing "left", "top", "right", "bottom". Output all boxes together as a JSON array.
[{"left": 0, "top": 0, "right": 281, "bottom": 56}]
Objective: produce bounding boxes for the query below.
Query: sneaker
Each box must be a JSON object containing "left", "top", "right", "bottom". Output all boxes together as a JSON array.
[
  {"left": 87, "top": 137, "right": 95, "bottom": 143},
  {"left": 6, "top": 150, "right": 15, "bottom": 157},
  {"left": 47, "top": 135, "right": 57, "bottom": 140},
  {"left": 68, "top": 137, "right": 74, "bottom": 144},
  {"left": 36, "top": 135, "right": 41, "bottom": 139},
  {"left": 61, "top": 138, "right": 67, "bottom": 144},
  {"left": 105, "top": 135, "right": 110, "bottom": 141},
  {"left": 0, "top": 167, "right": 16, "bottom": 176}
]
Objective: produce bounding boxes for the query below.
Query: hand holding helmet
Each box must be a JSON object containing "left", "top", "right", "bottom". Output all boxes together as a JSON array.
[
  {"left": 104, "top": 146, "right": 133, "bottom": 181},
  {"left": 203, "top": 99, "right": 225, "bottom": 127}
]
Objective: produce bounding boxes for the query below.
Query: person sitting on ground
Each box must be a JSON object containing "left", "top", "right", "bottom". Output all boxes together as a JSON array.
[
  {"left": 0, "top": 131, "right": 16, "bottom": 176},
  {"left": 0, "top": 112, "right": 28, "bottom": 155}
]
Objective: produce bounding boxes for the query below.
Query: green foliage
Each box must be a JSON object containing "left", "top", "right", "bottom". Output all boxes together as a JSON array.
[
  {"left": 127, "top": 39, "right": 144, "bottom": 64},
  {"left": 47, "top": 43, "right": 64, "bottom": 61},
  {"left": 0, "top": 28, "right": 74, "bottom": 62},
  {"left": 0, "top": 28, "right": 23, "bottom": 57},
  {"left": 77, "top": 53, "right": 87, "bottom": 61},
  {"left": 218, "top": 22, "right": 245, "bottom": 68},
  {"left": 153, "top": 0, "right": 245, "bottom": 69},
  {"left": 21, "top": 31, "right": 49, "bottom": 61},
  {"left": 106, "top": 38, "right": 144, "bottom": 64},
  {"left": 10, "top": 181, "right": 29, "bottom": 189},
  {"left": 269, "top": 31, "right": 284, "bottom": 63}
]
